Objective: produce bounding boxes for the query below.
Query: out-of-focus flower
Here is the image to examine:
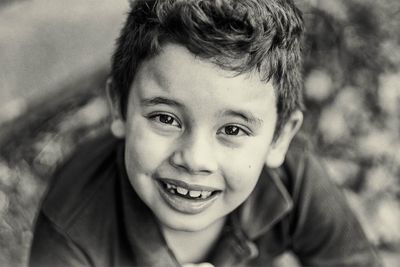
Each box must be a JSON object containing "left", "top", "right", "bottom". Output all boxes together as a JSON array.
[
  {"left": 33, "top": 134, "right": 65, "bottom": 168},
  {"left": 0, "top": 190, "right": 9, "bottom": 217},
  {"left": 323, "top": 157, "right": 360, "bottom": 186},
  {"left": 335, "top": 86, "right": 371, "bottom": 134},
  {"left": 370, "top": 196, "right": 400, "bottom": 245},
  {"left": 318, "top": 86, "right": 372, "bottom": 143},
  {"left": 356, "top": 129, "right": 396, "bottom": 159},
  {"left": 381, "top": 40, "right": 400, "bottom": 67},
  {"left": 378, "top": 72, "right": 400, "bottom": 114},
  {"left": 317, "top": 0, "right": 348, "bottom": 21},
  {"left": 305, "top": 69, "right": 334, "bottom": 102},
  {"left": 273, "top": 252, "right": 301, "bottom": 267},
  {"left": 0, "top": 161, "right": 18, "bottom": 188},
  {"left": 15, "top": 166, "right": 43, "bottom": 204},
  {"left": 76, "top": 97, "right": 109, "bottom": 126},
  {"left": 364, "top": 166, "right": 398, "bottom": 194},
  {"left": 0, "top": 98, "right": 28, "bottom": 124},
  {"left": 335, "top": 86, "right": 364, "bottom": 112},
  {"left": 57, "top": 97, "right": 109, "bottom": 132},
  {"left": 318, "top": 105, "right": 350, "bottom": 143}
]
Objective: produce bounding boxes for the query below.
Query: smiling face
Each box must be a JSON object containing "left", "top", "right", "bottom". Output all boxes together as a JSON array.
[{"left": 109, "top": 44, "right": 301, "bottom": 232}]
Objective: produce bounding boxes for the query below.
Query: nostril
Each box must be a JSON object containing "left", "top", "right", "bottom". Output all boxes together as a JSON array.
[
  {"left": 169, "top": 134, "right": 218, "bottom": 174},
  {"left": 169, "top": 149, "right": 216, "bottom": 175},
  {"left": 169, "top": 150, "right": 186, "bottom": 169}
]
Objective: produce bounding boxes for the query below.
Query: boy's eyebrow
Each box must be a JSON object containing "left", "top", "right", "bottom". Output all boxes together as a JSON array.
[
  {"left": 222, "top": 110, "right": 264, "bottom": 126},
  {"left": 141, "top": 97, "right": 184, "bottom": 108}
]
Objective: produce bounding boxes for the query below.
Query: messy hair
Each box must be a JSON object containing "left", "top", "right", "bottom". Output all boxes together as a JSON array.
[{"left": 111, "top": 0, "right": 304, "bottom": 137}]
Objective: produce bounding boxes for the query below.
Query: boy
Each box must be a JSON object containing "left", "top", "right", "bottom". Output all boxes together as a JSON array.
[{"left": 29, "top": 0, "right": 381, "bottom": 266}]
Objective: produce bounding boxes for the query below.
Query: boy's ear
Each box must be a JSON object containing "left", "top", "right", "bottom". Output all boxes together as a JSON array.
[
  {"left": 265, "top": 110, "right": 303, "bottom": 168},
  {"left": 106, "top": 78, "right": 126, "bottom": 138}
]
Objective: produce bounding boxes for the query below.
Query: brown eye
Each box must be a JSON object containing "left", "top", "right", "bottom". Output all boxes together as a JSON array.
[
  {"left": 150, "top": 113, "right": 181, "bottom": 128},
  {"left": 159, "top": 114, "right": 174, "bottom": 124},
  {"left": 218, "top": 124, "right": 250, "bottom": 137},
  {"left": 224, "top": 126, "right": 240, "bottom": 135}
]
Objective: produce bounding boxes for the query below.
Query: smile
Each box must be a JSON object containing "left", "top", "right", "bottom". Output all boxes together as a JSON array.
[
  {"left": 156, "top": 178, "right": 221, "bottom": 214},
  {"left": 162, "top": 180, "right": 214, "bottom": 199}
]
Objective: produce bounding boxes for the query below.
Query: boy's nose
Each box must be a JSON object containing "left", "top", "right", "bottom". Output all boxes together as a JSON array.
[{"left": 169, "top": 132, "right": 218, "bottom": 175}]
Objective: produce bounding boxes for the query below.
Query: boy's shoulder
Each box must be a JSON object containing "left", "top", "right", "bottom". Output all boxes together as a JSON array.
[{"left": 238, "top": 133, "right": 382, "bottom": 266}]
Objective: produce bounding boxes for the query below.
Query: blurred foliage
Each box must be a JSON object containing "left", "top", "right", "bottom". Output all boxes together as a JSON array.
[
  {"left": 0, "top": 0, "right": 399, "bottom": 266},
  {"left": 301, "top": 0, "right": 400, "bottom": 253}
]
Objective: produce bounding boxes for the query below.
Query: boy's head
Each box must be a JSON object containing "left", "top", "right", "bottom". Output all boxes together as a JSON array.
[
  {"left": 107, "top": 0, "right": 304, "bottom": 232},
  {"left": 110, "top": 0, "right": 304, "bottom": 138}
]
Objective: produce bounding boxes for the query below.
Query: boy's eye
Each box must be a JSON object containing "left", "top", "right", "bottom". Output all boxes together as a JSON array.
[
  {"left": 150, "top": 114, "right": 181, "bottom": 128},
  {"left": 219, "top": 125, "right": 249, "bottom": 136},
  {"left": 224, "top": 126, "right": 240, "bottom": 135}
]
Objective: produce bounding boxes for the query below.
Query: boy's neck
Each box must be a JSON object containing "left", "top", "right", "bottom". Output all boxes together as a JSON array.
[{"left": 161, "top": 216, "right": 227, "bottom": 264}]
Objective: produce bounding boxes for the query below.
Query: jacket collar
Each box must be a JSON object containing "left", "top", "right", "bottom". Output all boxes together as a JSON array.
[
  {"left": 207, "top": 166, "right": 294, "bottom": 266},
  {"left": 236, "top": 166, "right": 293, "bottom": 240}
]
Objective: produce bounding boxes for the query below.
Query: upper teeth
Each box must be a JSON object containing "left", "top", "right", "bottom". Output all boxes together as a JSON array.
[
  {"left": 189, "top": 190, "right": 201, "bottom": 197},
  {"left": 164, "top": 182, "right": 213, "bottom": 199},
  {"left": 177, "top": 187, "right": 188, "bottom": 195}
]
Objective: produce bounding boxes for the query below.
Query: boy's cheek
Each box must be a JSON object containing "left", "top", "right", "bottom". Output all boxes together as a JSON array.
[
  {"left": 223, "top": 165, "right": 263, "bottom": 191},
  {"left": 125, "top": 128, "right": 174, "bottom": 171},
  {"left": 222, "top": 133, "right": 273, "bottom": 190},
  {"left": 220, "top": 149, "right": 266, "bottom": 190}
]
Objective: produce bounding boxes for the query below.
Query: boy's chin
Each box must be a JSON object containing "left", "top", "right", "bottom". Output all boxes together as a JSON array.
[{"left": 156, "top": 212, "right": 224, "bottom": 233}]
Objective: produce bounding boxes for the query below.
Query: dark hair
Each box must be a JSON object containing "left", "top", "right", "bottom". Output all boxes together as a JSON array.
[{"left": 111, "top": 0, "right": 304, "bottom": 137}]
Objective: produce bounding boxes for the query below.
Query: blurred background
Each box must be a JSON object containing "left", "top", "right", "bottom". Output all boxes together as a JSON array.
[{"left": 0, "top": 0, "right": 399, "bottom": 266}]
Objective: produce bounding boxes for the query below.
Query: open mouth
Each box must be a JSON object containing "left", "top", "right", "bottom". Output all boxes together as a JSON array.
[
  {"left": 159, "top": 179, "right": 219, "bottom": 200},
  {"left": 156, "top": 178, "right": 222, "bottom": 214}
]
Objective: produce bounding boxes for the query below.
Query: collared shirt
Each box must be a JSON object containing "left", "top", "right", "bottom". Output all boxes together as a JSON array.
[{"left": 29, "top": 132, "right": 382, "bottom": 267}]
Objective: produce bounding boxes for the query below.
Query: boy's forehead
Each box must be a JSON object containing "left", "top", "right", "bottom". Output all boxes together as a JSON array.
[
  {"left": 136, "top": 44, "right": 274, "bottom": 99},
  {"left": 144, "top": 45, "right": 236, "bottom": 84}
]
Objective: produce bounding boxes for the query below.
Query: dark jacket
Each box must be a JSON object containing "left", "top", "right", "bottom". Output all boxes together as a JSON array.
[{"left": 29, "top": 132, "right": 382, "bottom": 266}]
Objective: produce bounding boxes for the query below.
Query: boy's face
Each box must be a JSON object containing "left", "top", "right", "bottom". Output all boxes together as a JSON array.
[{"left": 111, "top": 44, "right": 300, "bottom": 232}]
